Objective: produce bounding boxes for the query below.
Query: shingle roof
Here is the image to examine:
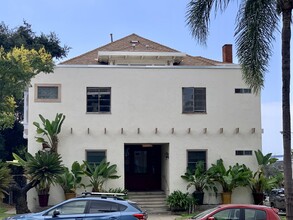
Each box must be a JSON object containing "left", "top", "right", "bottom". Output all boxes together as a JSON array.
[{"left": 61, "top": 33, "right": 223, "bottom": 66}]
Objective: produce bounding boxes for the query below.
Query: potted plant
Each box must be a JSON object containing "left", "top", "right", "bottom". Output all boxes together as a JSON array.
[
  {"left": 57, "top": 161, "right": 85, "bottom": 199},
  {"left": 208, "top": 159, "right": 252, "bottom": 204},
  {"left": 166, "top": 190, "right": 193, "bottom": 212},
  {"left": 249, "top": 150, "right": 279, "bottom": 204},
  {"left": 22, "top": 151, "right": 64, "bottom": 207},
  {"left": 83, "top": 159, "right": 120, "bottom": 192},
  {"left": 36, "top": 180, "right": 50, "bottom": 207},
  {"left": 181, "top": 161, "right": 215, "bottom": 205}
]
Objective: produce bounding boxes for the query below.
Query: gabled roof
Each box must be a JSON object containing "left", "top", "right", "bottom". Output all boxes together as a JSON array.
[{"left": 61, "top": 33, "right": 223, "bottom": 66}]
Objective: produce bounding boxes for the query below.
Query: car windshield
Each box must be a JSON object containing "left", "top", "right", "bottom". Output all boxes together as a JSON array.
[{"left": 192, "top": 207, "right": 218, "bottom": 219}]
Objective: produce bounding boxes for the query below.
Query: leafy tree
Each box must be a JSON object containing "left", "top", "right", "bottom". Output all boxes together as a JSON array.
[
  {"left": 0, "top": 46, "right": 54, "bottom": 129},
  {"left": 186, "top": 1, "right": 293, "bottom": 217},
  {"left": 0, "top": 21, "right": 69, "bottom": 60},
  {"left": 0, "top": 21, "right": 70, "bottom": 162},
  {"left": 10, "top": 151, "right": 63, "bottom": 214}
]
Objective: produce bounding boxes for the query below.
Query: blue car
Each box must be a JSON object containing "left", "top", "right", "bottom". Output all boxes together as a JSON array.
[{"left": 5, "top": 193, "right": 147, "bottom": 220}]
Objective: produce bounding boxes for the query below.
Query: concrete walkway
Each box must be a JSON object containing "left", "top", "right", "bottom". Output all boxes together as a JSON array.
[{"left": 148, "top": 214, "right": 179, "bottom": 219}]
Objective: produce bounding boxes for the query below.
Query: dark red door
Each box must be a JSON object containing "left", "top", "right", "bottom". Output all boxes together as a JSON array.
[{"left": 125, "top": 145, "right": 161, "bottom": 191}]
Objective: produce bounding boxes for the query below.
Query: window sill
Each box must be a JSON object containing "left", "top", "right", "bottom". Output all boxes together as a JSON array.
[
  {"left": 86, "top": 112, "right": 112, "bottom": 114},
  {"left": 182, "top": 112, "right": 207, "bottom": 114}
]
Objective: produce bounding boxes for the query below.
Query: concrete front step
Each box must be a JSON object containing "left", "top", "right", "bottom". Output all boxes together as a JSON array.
[{"left": 128, "top": 191, "right": 170, "bottom": 214}]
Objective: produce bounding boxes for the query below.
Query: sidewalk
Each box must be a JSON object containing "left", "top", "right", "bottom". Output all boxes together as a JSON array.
[{"left": 148, "top": 214, "right": 179, "bottom": 220}]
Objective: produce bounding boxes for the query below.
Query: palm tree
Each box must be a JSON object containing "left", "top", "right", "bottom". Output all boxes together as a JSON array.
[
  {"left": 10, "top": 151, "right": 63, "bottom": 213},
  {"left": 186, "top": 0, "right": 293, "bottom": 217}
]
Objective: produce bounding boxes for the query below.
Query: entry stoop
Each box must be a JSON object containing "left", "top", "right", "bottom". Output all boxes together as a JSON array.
[{"left": 127, "top": 191, "right": 170, "bottom": 214}]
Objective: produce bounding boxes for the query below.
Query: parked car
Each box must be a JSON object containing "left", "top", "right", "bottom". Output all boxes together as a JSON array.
[
  {"left": 5, "top": 192, "right": 147, "bottom": 220},
  {"left": 189, "top": 204, "right": 280, "bottom": 220},
  {"left": 269, "top": 188, "right": 286, "bottom": 211}
]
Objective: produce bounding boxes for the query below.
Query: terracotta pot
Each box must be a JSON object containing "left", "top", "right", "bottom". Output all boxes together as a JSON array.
[
  {"left": 65, "top": 192, "right": 76, "bottom": 200},
  {"left": 221, "top": 192, "right": 232, "bottom": 204}
]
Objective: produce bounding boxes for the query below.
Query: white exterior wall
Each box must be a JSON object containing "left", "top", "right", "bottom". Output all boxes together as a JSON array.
[{"left": 27, "top": 65, "right": 261, "bottom": 209}]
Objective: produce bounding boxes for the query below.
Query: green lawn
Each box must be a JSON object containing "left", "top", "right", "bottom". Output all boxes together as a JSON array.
[{"left": 0, "top": 205, "right": 14, "bottom": 220}]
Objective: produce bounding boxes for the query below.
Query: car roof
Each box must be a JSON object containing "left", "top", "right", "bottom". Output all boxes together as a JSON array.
[
  {"left": 217, "top": 204, "right": 273, "bottom": 209},
  {"left": 66, "top": 197, "right": 127, "bottom": 202}
]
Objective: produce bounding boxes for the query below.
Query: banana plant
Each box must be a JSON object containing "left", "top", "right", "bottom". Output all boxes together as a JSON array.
[
  {"left": 249, "top": 150, "right": 279, "bottom": 194},
  {"left": 33, "top": 113, "right": 65, "bottom": 153},
  {"left": 83, "top": 160, "right": 120, "bottom": 192},
  {"left": 57, "top": 161, "right": 85, "bottom": 193}
]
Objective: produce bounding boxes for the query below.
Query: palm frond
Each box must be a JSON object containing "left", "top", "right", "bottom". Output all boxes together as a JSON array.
[
  {"left": 186, "top": 0, "right": 233, "bottom": 45},
  {"left": 235, "top": 0, "right": 279, "bottom": 93}
]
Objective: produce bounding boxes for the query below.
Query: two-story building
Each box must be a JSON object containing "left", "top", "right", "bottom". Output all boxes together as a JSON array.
[{"left": 25, "top": 34, "right": 261, "bottom": 208}]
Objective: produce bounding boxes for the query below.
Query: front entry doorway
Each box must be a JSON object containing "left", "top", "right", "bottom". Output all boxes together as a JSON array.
[{"left": 124, "top": 144, "right": 161, "bottom": 191}]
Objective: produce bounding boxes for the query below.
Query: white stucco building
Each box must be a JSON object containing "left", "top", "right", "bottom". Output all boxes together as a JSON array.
[{"left": 25, "top": 34, "right": 261, "bottom": 208}]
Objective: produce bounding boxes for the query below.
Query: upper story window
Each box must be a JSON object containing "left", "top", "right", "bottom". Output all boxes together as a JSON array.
[
  {"left": 87, "top": 87, "right": 111, "bottom": 113},
  {"left": 235, "top": 88, "right": 252, "bottom": 94},
  {"left": 182, "top": 87, "right": 206, "bottom": 113},
  {"left": 35, "top": 84, "right": 61, "bottom": 102}
]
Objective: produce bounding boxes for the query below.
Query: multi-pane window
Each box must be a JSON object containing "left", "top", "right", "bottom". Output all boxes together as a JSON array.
[
  {"left": 86, "top": 150, "right": 106, "bottom": 166},
  {"left": 35, "top": 84, "right": 61, "bottom": 102},
  {"left": 182, "top": 87, "right": 206, "bottom": 113},
  {"left": 87, "top": 87, "right": 111, "bottom": 113},
  {"left": 235, "top": 150, "right": 252, "bottom": 156},
  {"left": 187, "top": 150, "right": 207, "bottom": 171},
  {"left": 235, "top": 88, "right": 251, "bottom": 94}
]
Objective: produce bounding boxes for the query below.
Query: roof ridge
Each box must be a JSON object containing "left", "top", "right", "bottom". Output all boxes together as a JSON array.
[
  {"left": 61, "top": 34, "right": 138, "bottom": 64},
  {"left": 60, "top": 33, "right": 229, "bottom": 66}
]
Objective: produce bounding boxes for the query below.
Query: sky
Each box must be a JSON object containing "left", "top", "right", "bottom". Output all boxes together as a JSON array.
[{"left": 1, "top": 0, "right": 286, "bottom": 155}]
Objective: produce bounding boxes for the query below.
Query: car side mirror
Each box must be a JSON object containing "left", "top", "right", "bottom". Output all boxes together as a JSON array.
[{"left": 52, "top": 210, "right": 60, "bottom": 217}]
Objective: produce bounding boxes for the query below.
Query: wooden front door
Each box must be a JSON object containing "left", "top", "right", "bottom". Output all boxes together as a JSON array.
[{"left": 125, "top": 145, "right": 161, "bottom": 191}]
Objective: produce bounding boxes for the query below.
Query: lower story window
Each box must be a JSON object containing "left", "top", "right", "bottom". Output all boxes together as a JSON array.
[
  {"left": 86, "top": 150, "right": 106, "bottom": 166},
  {"left": 187, "top": 150, "right": 207, "bottom": 171}
]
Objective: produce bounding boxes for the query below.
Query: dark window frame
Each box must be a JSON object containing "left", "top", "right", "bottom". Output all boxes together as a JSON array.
[
  {"left": 187, "top": 150, "right": 207, "bottom": 172},
  {"left": 235, "top": 150, "right": 253, "bottom": 156},
  {"left": 235, "top": 88, "right": 252, "bottom": 94},
  {"left": 182, "top": 87, "right": 206, "bottom": 113},
  {"left": 86, "top": 150, "right": 106, "bottom": 166},
  {"left": 87, "top": 87, "right": 111, "bottom": 113}
]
